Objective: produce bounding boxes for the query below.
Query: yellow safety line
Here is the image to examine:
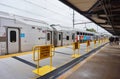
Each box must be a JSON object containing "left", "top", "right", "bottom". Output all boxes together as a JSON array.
[
  {"left": 0, "top": 51, "right": 32, "bottom": 59},
  {"left": 57, "top": 44, "right": 107, "bottom": 79},
  {"left": 55, "top": 42, "right": 88, "bottom": 49},
  {"left": 0, "top": 41, "right": 99, "bottom": 59}
]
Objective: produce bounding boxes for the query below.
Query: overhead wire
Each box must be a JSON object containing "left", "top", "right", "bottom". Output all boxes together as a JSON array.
[
  {"left": 0, "top": 2, "right": 72, "bottom": 24},
  {"left": 23, "top": 0, "right": 72, "bottom": 20},
  {"left": 45, "top": 0, "right": 73, "bottom": 14},
  {"left": 24, "top": 0, "right": 85, "bottom": 27}
]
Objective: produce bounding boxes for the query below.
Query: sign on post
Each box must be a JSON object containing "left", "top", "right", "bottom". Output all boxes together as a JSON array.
[
  {"left": 94, "top": 40, "right": 96, "bottom": 48},
  {"left": 87, "top": 40, "right": 90, "bottom": 47},
  {"left": 72, "top": 42, "right": 80, "bottom": 58},
  {"left": 86, "top": 40, "right": 90, "bottom": 52},
  {"left": 94, "top": 40, "right": 96, "bottom": 44},
  {"left": 40, "top": 46, "right": 51, "bottom": 60},
  {"left": 32, "top": 45, "right": 55, "bottom": 76},
  {"left": 73, "top": 42, "right": 79, "bottom": 50}
]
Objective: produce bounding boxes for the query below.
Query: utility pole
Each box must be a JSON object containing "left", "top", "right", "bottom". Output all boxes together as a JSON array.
[
  {"left": 97, "top": 25, "right": 98, "bottom": 32},
  {"left": 85, "top": 23, "right": 87, "bottom": 30},
  {"left": 73, "top": 10, "right": 75, "bottom": 29}
]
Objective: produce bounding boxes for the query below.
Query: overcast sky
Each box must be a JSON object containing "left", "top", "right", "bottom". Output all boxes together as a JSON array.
[{"left": 0, "top": 0, "right": 111, "bottom": 34}]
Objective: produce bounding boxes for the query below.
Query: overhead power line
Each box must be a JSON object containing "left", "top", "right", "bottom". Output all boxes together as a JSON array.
[
  {"left": 0, "top": 3, "right": 71, "bottom": 24},
  {"left": 23, "top": 0, "right": 72, "bottom": 19}
]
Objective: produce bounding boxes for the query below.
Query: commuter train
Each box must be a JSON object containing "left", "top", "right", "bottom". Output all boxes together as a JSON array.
[{"left": 0, "top": 12, "right": 106, "bottom": 55}]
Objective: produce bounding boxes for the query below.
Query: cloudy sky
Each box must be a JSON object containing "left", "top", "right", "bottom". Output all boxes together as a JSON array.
[{"left": 0, "top": 0, "right": 110, "bottom": 34}]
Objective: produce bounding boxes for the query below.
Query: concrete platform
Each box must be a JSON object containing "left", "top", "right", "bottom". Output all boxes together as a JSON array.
[
  {"left": 0, "top": 41, "right": 106, "bottom": 79},
  {"left": 57, "top": 44, "right": 120, "bottom": 79}
]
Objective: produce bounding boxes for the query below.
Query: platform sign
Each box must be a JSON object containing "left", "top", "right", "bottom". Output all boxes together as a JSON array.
[
  {"left": 94, "top": 40, "right": 96, "bottom": 44},
  {"left": 87, "top": 40, "right": 90, "bottom": 47},
  {"left": 33, "top": 45, "right": 52, "bottom": 61},
  {"left": 73, "top": 42, "right": 79, "bottom": 50},
  {"left": 40, "top": 46, "right": 51, "bottom": 60},
  {"left": 72, "top": 42, "right": 80, "bottom": 58},
  {"left": 32, "top": 45, "right": 55, "bottom": 76}
]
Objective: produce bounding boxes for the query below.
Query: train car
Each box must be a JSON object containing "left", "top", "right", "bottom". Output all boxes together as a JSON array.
[
  {"left": 74, "top": 29, "right": 95, "bottom": 43},
  {"left": 0, "top": 12, "right": 53, "bottom": 55},
  {"left": 51, "top": 25, "right": 75, "bottom": 46},
  {"left": 0, "top": 12, "right": 109, "bottom": 56}
]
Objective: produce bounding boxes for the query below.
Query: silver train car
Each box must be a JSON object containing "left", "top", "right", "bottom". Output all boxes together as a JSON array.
[
  {"left": 0, "top": 12, "right": 53, "bottom": 55},
  {"left": 74, "top": 29, "right": 96, "bottom": 43},
  {"left": 51, "top": 25, "right": 75, "bottom": 46},
  {"left": 0, "top": 12, "right": 108, "bottom": 55}
]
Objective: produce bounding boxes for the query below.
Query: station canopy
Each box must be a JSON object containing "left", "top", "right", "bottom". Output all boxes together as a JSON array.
[{"left": 60, "top": 0, "right": 120, "bottom": 35}]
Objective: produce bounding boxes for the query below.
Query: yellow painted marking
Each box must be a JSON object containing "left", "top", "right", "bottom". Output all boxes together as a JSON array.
[
  {"left": 0, "top": 51, "right": 32, "bottom": 59},
  {"left": 55, "top": 42, "right": 86, "bottom": 49},
  {"left": 85, "top": 46, "right": 90, "bottom": 52},
  {"left": 0, "top": 42, "right": 94, "bottom": 59},
  {"left": 33, "top": 65, "right": 55, "bottom": 76},
  {"left": 71, "top": 54, "right": 81, "bottom": 58},
  {"left": 57, "top": 44, "right": 107, "bottom": 79}
]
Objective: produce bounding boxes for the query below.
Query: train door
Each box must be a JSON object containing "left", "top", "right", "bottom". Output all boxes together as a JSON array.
[
  {"left": 46, "top": 31, "right": 52, "bottom": 45},
  {"left": 58, "top": 32, "right": 63, "bottom": 46},
  {"left": 7, "top": 28, "right": 20, "bottom": 54}
]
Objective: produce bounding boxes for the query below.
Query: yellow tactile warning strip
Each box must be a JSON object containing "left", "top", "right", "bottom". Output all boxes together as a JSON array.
[
  {"left": 57, "top": 44, "right": 107, "bottom": 79},
  {"left": 55, "top": 42, "right": 89, "bottom": 48}
]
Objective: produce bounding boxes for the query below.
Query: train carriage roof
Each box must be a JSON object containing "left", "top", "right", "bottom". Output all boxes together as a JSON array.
[
  {"left": 60, "top": 0, "right": 120, "bottom": 35},
  {"left": 50, "top": 25, "right": 74, "bottom": 32},
  {"left": 0, "top": 11, "right": 53, "bottom": 30},
  {"left": 74, "top": 28, "right": 95, "bottom": 34}
]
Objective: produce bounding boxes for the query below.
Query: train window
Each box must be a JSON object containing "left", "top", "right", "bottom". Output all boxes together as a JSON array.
[
  {"left": 77, "top": 32, "right": 79, "bottom": 35},
  {"left": 10, "top": 31, "right": 16, "bottom": 42},
  {"left": 66, "top": 36, "right": 69, "bottom": 40},
  {"left": 47, "top": 33, "right": 50, "bottom": 41},
  {"left": 72, "top": 34, "right": 75, "bottom": 40},
  {"left": 59, "top": 34, "right": 61, "bottom": 40}
]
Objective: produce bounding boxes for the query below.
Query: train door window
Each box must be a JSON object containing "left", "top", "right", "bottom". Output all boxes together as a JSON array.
[
  {"left": 66, "top": 36, "right": 69, "bottom": 40},
  {"left": 80, "top": 33, "right": 82, "bottom": 35},
  {"left": 72, "top": 34, "right": 75, "bottom": 40},
  {"left": 47, "top": 33, "right": 50, "bottom": 41},
  {"left": 10, "top": 31, "right": 16, "bottom": 42},
  {"left": 83, "top": 33, "right": 84, "bottom": 35},
  {"left": 77, "top": 32, "right": 79, "bottom": 35},
  {"left": 59, "top": 34, "right": 61, "bottom": 40}
]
